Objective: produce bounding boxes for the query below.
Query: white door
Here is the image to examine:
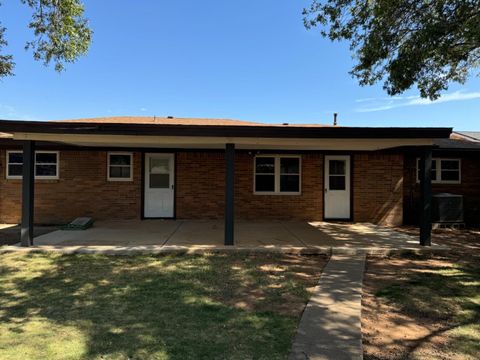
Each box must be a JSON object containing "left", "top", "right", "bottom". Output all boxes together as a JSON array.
[
  {"left": 324, "top": 155, "right": 351, "bottom": 219},
  {"left": 144, "top": 153, "right": 174, "bottom": 218}
]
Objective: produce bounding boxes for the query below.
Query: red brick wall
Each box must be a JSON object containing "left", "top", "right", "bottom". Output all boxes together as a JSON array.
[
  {"left": 235, "top": 153, "right": 323, "bottom": 220},
  {"left": 0, "top": 150, "right": 142, "bottom": 224},
  {"left": 175, "top": 152, "right": 225, "bottom": 219},
  {"left": 175, "top": 152, "right": 323, "bottom": 220},
  {"left": 404, "top": 153, "right": 480, "bottom": 226},
  {"left": 353, "top": 153, "right": 404, "bottom": 226},
  {"left": 176, "top": 151, "right": 403, "bottom": 224},
  {"left": 0, "top": 149, "right": 404, "bottom": 225}
]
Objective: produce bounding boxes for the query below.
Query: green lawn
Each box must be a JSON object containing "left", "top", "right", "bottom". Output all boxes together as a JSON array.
[{"left": 0, "top": 252, "right": 326, "bottom": 360}]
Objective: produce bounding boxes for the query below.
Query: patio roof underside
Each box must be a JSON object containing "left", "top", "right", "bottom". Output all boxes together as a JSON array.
[{"left": 7, "top": 133, "right": 438, "bottom": 151}]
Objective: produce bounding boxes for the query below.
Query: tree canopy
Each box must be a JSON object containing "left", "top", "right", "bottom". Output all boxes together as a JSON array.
[
  {"left": 0, "top": 0, "right": 91, "bottom": 78},
  {"left": 304, "top": 0, "right": 480, "bottom": 99}
]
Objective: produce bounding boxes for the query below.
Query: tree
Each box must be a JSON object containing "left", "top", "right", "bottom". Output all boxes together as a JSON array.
[
  {"left": 0, "top": 0, "right": 92, "bottom": 78},
  {"left": 303, "top": 0, "right": 480, "bottom": 99}
]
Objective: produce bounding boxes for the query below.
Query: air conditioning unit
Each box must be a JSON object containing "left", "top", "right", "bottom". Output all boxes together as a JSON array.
[{"left": 432, "top": 193, "right": 464, "bottom": 223}]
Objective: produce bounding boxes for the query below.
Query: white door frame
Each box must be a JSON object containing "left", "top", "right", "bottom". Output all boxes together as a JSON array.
[
  {"left": 143, "top": 153, "right": 175, "bottom": 218},
  {"left": 324, "top": 155, "right": 351, "bottom": 220}
]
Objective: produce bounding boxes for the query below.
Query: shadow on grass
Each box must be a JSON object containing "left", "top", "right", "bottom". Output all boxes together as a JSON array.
[
  {"left": 372, "top": 257, "right": 480, "bottom": 359},
  {"left": 0, "top": 252, "right": 324, "bottom": 360}
]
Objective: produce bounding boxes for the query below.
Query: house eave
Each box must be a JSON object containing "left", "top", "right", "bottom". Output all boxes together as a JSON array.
[{"left": 0, "top": 119, "right": 452, "bottom": 139}]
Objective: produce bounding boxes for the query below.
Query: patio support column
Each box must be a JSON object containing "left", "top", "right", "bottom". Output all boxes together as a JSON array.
[
  {"left": 224, "top": 143, "right": 235, "bottom": 246},
  {"left": 21, "top": 140, "right": 35, "bottom": 247},
  {"left": 419, "top": 147, "right": 432, "bottom": 246}
]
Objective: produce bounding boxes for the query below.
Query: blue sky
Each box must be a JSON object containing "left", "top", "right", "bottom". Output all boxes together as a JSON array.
[{"left": 0, "top": 0, "right": 479, "bottom": 130}]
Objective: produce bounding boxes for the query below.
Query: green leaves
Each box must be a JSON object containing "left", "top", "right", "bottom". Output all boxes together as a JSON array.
[
  {"left": 0, "top": 25, "right": 15, "bottom": 78},
  {"left": 0, "top": 0, "right": 92, "bottom": 79},
  {"left": 304, "top": 0, "right": 480, "bottom": 99},
  {"left": 23, "top": 0, "right": 92, "bottom": 72}
]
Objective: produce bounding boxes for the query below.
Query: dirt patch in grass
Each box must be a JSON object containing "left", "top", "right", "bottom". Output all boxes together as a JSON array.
[
  {"left": 222, "top": 255, "right": 322, "bottom": 315},
  {"left": 362, "top": 253, "right": 480, "bottom": 360},
  {"left": 0, "top": 252, "right": 327, "bottom": 360}
]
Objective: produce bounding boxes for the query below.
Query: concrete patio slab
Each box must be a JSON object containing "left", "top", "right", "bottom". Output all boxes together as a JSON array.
[
  {"left": 166, "top": 221, "right": 307, "bottom": 248},
  {"left": 289, "top": 250, "right": 367, "bottom": 360},
  {"left": 235, "top": 222, "right": 307, "bottom": 247},
  {"left": 2, "top": 220, "right": 449, "bottom": 255},
  {"left": 166, "top": 220, "right": 223, "bottom": 246},
  {"left": 33, "top": 220, "right": 181, "bottom": 246},
  {"left": 0, "top": 224, "right": 57, "bottom": 246}
]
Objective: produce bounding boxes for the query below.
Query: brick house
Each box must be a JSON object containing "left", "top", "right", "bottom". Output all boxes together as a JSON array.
[{"left": 0, "top": 117, "right": 453, "bottom": 246}]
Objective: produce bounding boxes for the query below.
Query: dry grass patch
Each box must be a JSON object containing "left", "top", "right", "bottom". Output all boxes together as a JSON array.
[{"left": 363, "top": 252, "right": 480, "bottom": 360}]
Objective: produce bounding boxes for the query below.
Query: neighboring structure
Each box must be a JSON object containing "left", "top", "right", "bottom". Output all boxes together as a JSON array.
[
  {"left": 404, "top": 131, "right": 480, "bottom": 227},
  {"left": 454, "top": 131, "right": 480, "bottom": 142},
  {"left": 0, "top": 117, "right": 452, "bottom": 246}
]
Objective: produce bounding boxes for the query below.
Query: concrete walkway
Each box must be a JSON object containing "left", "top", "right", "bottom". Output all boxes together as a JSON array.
[{"left": 289, "top": 250, "right": 367, "bottom": 360}]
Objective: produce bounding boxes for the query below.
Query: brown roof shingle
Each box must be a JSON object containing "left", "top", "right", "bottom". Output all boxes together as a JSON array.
[{"left": 54, "top": 116, "right": 332, "bottom": 127}]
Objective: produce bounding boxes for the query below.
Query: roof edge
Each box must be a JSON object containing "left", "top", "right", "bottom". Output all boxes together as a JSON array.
[
  {"left": 453, "top": 131, "right": 480, "bottom": 142},
  {"left": 0, "top": 119, "right": 452, "bottom": 139}
]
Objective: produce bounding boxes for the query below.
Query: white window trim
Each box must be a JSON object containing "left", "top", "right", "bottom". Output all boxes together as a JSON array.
[
  {"left": 254, "top": 155, "right": 301, "bottom": 195},
  {"left": 6, "top": 151, "right": 22, "bottom": 180},
  {"left": 107, "top": 152, "right": 133, "bottom": 181},
  {"left": 6, "top": 150, "right": 59, "bottom": 180},
  {"left": 416, "top": 158, "right": 461, "bottom": 184}
]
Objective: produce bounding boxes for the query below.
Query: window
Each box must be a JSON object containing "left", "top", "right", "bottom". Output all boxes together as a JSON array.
[
  {"left": 328, "top": 160, "right": 346, "bottom": 190},
  {"left": 416, "top": 158, "right": 460, "bottom": 184},
  {"left": 108, "top": 152, "right": 133, "bottom": 181},
  {"left": 6, "top": 151, "right": 59, "bottom": 179},
  {"left": 35, "top": 152, "right": 58, "bottom": 178},
  {"left": 254, "top": 156, "right": 301, "bottom": 194},
  {"left": 6, "top": 151, "right": 23, "bottom": 178},
  {"left": 440, "top": 160, "right": 461, "bottom": 182},
  {"left": 149, "top": 157, "right": 170, "bottom": 188},
  {"left": 255, "top": 157, "right": 275, "bottom": 192}
]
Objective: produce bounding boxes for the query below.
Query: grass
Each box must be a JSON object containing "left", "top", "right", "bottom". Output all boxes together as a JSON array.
[
  {"left": 0, "top": 251, "right": 326, "bottom": 360},
  {"left": 372, "top": 254, "right": 480, "bottom": 359}
]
